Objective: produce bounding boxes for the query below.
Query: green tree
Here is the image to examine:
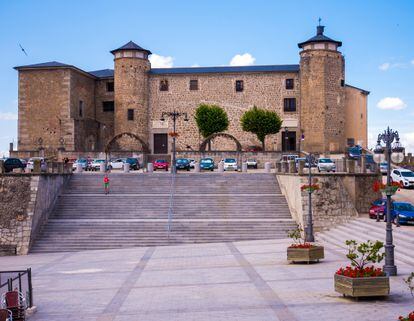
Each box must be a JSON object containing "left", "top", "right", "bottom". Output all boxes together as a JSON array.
[
  {"left": 240, "top": 106, "right": 282, "bottom": 150},
  {"left": 195, "top": 104, "right": 229, "bottom": 150}
]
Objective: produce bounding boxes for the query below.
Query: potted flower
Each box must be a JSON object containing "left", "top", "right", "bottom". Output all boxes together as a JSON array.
[
  {"left": 287, "top": 226, "right": 324, "bottom": 263},
  {"left": 373, "top": 180, "right": 402, "bottom": 196},
  {"left": 301, "top": 179, "right": 320, "bottom": 193},
  {"left": 168, "top": 131, "right": 179, "bottom": 138},
  {"left": 335, "top": 240, "right": 389, "bottom": 298},
  {"left": 398, "top": 272, "right": 414, "bottom": 320}
]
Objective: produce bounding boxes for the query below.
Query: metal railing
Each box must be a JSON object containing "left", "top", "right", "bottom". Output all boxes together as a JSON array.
[{"left": 0, "top": 268, "right": 33, "bottom": 308}]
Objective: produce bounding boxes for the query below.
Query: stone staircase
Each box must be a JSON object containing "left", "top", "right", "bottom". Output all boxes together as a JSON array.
[
  {"left": 30, "top": 173, "right": 296, "bottom": 253},
  {"left": 317, "top": 217, "right": 414, "bottom": 266}
]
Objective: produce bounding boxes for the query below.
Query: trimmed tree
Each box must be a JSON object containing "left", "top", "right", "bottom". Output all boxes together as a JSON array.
[
  {"left": 195, "top": 104, "right": 229, "bottom": 150},
  {"left": 241, "top": 106, "right": 282, "bottom": 151}
]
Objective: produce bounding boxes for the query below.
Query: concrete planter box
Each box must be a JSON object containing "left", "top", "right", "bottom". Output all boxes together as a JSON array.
[
  {"left": 334, "top": 274, "right": 390, "bottom": 297},
  {"left": 287, "top": 246, "right": 324, "bottom": 263}
]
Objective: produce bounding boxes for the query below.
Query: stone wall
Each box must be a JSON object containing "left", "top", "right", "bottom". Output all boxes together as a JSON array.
[
  {"left": 344, "top": 85, "right": 368, "bottom": 148},
  {"left": 0, "top": 174, "right": 70, "bottom": 255}
]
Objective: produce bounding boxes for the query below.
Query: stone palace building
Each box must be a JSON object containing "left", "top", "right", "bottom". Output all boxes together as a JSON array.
[{"left": 14, "top": 25, "right": 368, "bottom": 157}]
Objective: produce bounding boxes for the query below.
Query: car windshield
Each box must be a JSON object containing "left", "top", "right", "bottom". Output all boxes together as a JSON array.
[
  {"left": 201, "top": 159, "right": 213, "bottom": 163},
  {"left": 319, "top": 159, "right": 333, "bottom": 163},
  {"left": 401, "top": 171, "right": 414, "bottom": 177},
  {"left": 78, "top": 159, "right": 87, "bottom": 163},
  {"left": 156, "top": 160, "right": 166, "bottom": 163},
  {"left": 95, "top": 159, "right": 105, "bottom": 163},
  {"left": 380, "top": 163, "right": 388, "bottom": 166},
  {"left": 395, "top": 203, "right": 414, "bottom": 212},
  {"left": 247, "top": 159, "right": 256, "bottom": 162},
  {"left": 225, "top": 158, "right": 236, "bottom": 163},
  {"left": 176, "top": 159, "right": 188, "bottom": 163}
]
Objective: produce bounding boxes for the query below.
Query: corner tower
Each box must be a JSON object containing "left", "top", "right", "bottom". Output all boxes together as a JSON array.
[
  {"left": 299, "top": 25, "right": 346, "bottom": 153},
  {"left": 111, "top": 41, "right": 151, "bottom": 147}
]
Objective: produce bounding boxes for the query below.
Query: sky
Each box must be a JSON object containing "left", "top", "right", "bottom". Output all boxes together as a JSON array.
[{"left": 0, "top": 0, "right": 413, "bottom": 157}]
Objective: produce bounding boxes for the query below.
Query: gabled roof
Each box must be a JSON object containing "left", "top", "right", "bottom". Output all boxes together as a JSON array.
[
  {"left": 150, "top": 64, "right": 300, "bottom": 75},
  {"left": 298, "top": 26, "right": 342, "bottom": 49},
  {"left": 88, "top": 69, "right": 114, "bottom": 78},
  {"left": 110, "top": 41, "right": 152, "bottom": 55}
]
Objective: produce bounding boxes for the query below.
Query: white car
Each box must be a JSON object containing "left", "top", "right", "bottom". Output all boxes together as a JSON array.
[
  {"left": 91, "top": 159, "right": 106, "bottom": 171},
  {"left": 223, "top": 158, "right": 238, "bottom": 171},
  {"left": 27, "top": 157, "right": 46, "bottom": 171},
  {"left": 109, "top": 158, "right": 126, "bottom": 170},
  {"left": 391, "top": 169, "right": 414, "bottom": 188},
  {"left": 246, "top": 159, "right": 258, "bottom": 169},
  {"left": 317, "top": 158, "right": 336, "bottom": 172}
]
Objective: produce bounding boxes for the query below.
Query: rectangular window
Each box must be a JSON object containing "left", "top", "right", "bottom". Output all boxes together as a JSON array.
[
  {"left": 103, "top": 101, "right": 114, "bottom": 112},
  {"left": 340, "top": 79, "right": 345, "bottom": 87},
  {"left": 106, "top": 82, "right": 114, "bottom": 92},
  {"left": 283, "top": 98, "right": 296, "bottom": 112},
  {"left": 285, "top": 79, "right": 294, "bottom": 90},
  {"left": 347, "top": 138, "right": 355, "bottom": 146},
  {"left": 79, "top": 100, "right": 83, "bottom": 118},
  {"left": 127, "top": 109, "right": 134, "bottom": 121},
  {"left": 189, "top": 79, "right": 198, "bottom": 90},
  {"left": 160, "top": 80, "right": 169, "bottom": 91},
  {"left": 235, "top": 80, "right": 244, "bottom": 92}
]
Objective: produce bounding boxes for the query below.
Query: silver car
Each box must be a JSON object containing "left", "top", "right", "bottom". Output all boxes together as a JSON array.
[{"left": 317, "top": 158, "right": 336, "bottom": 172}]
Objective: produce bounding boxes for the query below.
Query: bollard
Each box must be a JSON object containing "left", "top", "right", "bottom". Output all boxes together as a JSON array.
[
  {"left": 218, "top": 162, "right": 224, "bottom": 173},
  {"left": 194, "top": 162, "right": 200, "bottom": 173},
  {"left": 346, "top": 159, "right": 355, "bottom": 174},
  {"left": 242, "top": 162, "right": 248, "bottom": 173},
  {"left": 76, "top": 163, "right": 83, "bottom": 173},
  {"left": 147, "top": 162, "right": 154, "bottom": 173},
  {"left": 100, "top": 162, "right": 106, "bottom": 172},
  {"left": 264, "top": 162, "right": 271, "bottom": 173},
  {"left": 288, "top": 160, "right": 296, "bottom": 173},
  {"left": 123, "top": 162, "right": 130, "bottom": 173},
  {"left": 283, "top": 161, "right": 289, "bottom": 173},
  {"left": 33, "top": 159, "right": 41, "bottom": 173},
  {"left": 276, "top": 162, "right": 282, "bottom": 173},
  {"left": 298, "top": 159, "right": 305, "bottom": 175}
]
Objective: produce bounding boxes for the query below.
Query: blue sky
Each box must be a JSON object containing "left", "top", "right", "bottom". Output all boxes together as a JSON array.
[{"left": 0, "top": 0, "right": 413, "bottom": 156}]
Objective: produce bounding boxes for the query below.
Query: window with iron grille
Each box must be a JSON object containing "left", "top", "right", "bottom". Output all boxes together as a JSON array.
[
  {"left": 106, "top": 82, "right": 114, "bottom": 92},
  {"left": 127, "top": 109, "right": 134, "bottom": 121},
  {"left": 235, "top": 80, "right": 244, "bottom": 92},
  {"left": 285, "top": 79, "right": 294, "bottom": 90},
  {"left": 189, "top": 79, "right": 198, "bottom": 90},
  {"left": 283, "top": 98, "right": 296, "bottom": 112},
  {"left": 160, "top": 80, "right": 169, "bottom": 91},
  {"left": 103, "top": 101, "right": 114, "bottom": 112}
]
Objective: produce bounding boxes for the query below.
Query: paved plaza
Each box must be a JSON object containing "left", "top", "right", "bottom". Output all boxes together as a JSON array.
[{"left": 1, "top": 238, "right": 413, "bottom": 321}]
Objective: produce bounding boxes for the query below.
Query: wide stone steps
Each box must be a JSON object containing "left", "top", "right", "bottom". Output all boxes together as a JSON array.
[
  {"left": 31, "top": 173, "right": 295, "bottom": 253},
  {"left": 317, "top": 217, "right": 414, "bottom": 266}
]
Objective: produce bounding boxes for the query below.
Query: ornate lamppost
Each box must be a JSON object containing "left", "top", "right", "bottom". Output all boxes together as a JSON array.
[
  {"left": 373, "top": 127, "right": 405, "bottom": 276},
  {"left": 160, "top": 111, "right": 189, "bottom": 174}
]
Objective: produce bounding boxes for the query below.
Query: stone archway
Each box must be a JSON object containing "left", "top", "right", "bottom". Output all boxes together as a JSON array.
[
  {"left": 199, "top": 132, "right": 242, "bottom": 152},
  {"left": 105, "top": 132, "right": 149, "bottom": 153}
]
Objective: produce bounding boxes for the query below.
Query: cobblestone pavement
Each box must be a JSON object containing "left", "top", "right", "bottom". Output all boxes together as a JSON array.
[{"left": 0, "top": 239, "right": 413, "bottom": 321}]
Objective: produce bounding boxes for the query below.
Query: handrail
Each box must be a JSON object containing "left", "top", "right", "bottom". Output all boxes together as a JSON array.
[{"left": 0, "top": 268, "right": 33, "bottom": 308}]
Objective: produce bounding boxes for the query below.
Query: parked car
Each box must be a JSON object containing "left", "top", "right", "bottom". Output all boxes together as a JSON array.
[
  {"left": 246, "top": 159, "right": 258, "bottom": 169},
  {"left": 317, "top": 158, "right": 336, "bottom": 172},
  {"left": 108, "top": 158, "right": 126, "bottom": 170},
  {"left": 223, "top": 158, "right": 238, "bottom": 171},
  {"left": 282, "top": 154, "right": 298, "bottom": 162},
  {"left": 391, "top": 168, "right": 414, "bottom": 189},
  {"left": 72, "top": 158, "right": 88, "bottom": 170},
  {"left": 90, "top": 159, "right": 106, "bottom": 171},
  {"left": 379, "top": 162, "right": 388, "bottom": 175},
  {"left": 245, "top": 145, "right": 262, "bottom": 152},
  {"left": 125, "top": 157, "right": 140, "bottom": 170},
  {"left": 348, "top": 145, "right": 362, "bottom": 160},
  {"left": 176, "top": 158, "right": 190, "bottom": 171},
  {"left": 200, "top": 158, "right": 214, "bottom": 171},
  {"left": 295, "top": 157, "right": 314, "bottom": 169},
  {"left": 4, "top": 158, "right": 25, "bottom": 173},
  {"left": 384, "top": 202, "right": 414, "bottom": 225},
  {"left": 369, "top": 198, "right": 386, "bottom": 220},
  {"left": 188, "top": 159, "right": 196, "bottom": 168},
  {"left": 27, "top": 157, "right": 45, "bottom": 171},
  {"left": 19, "top": 159, "right": 28, "bottom": 168},
  {"left": 153, "top": 159, "right": 169, "bottom": 171}
]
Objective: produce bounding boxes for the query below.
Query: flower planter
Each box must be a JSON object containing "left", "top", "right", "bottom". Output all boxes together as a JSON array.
[
  {"left": 287, "top": 246, "right": 324, "bottom": 263},
  {"left": 334, "top": 274, "right": 389, "bottom": 297}
]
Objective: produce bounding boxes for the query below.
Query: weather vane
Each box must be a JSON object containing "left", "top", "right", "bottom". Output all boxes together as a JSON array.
[{"left": 318, "top": 17, "right": 322, "bottom": 26}]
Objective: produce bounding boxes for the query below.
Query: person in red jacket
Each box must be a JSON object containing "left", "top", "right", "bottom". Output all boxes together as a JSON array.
[{"left": 103, "top": 174, "right": 110, "bottom": 194}]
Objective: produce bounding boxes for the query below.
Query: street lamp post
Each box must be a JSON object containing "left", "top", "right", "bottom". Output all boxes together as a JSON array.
[
  {"left": 305, "top": 153, "right": 315, "bottom": 242},
  {"left": 160, "top": 111, "right": 189, "bottom": 174},
  {"left": 284, "top": 127, "right": 289, "bottom": 152},
  {"left": 373, "top": 127, "right": 405, "bottom": 276}
]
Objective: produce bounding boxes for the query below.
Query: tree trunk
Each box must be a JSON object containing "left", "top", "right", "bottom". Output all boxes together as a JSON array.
[
  {"left": 208, "top": 140, "right": 211, "bottom": 152},
  {"left": 261, "top": 139, "right": 265, "bottom": 151}
]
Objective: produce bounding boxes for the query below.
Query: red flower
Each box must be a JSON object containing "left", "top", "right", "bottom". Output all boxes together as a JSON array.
[
  {"left": 289, "top": 243, "right": 314, "bottom": 249},
  {"left": 335, "top": 266, "right": 386, "bottom": 278}
]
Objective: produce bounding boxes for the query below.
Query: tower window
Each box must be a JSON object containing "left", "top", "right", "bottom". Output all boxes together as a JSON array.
[
  {"left": 285, "top": 79, "right": 294, "bottom": 90},
  {"left": 160, "top": 80, "right": 169, "bottom": 91},
  {"left": 106, "top": 82, "right": 114, "bottom": 92},
  {"left": 235, "top": 80, "right": 244, "bottom": 92},
  {"left": 79, "top": 100, "right": 83, "bottom": 118},
  {"left": 283, "top": 98, "right": 296, "bottom": 112},
  {"left": 340, "top": 79, "right": 345, "bottom": 87},
  {"left": 103, "top": 101, "right": 114, "bottom": 112},
  {"left": 127, "top": 109, "right": 134, "bottom": 121},
  {"left": 189, "top": 79, "right": 198, "bottom": 90}
]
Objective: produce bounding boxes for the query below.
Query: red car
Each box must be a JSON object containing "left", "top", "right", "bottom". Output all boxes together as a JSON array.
[
  {"left": 153, "top": 159, "right": 169, "bottom": 171},
  {"left": 369, "top": 199, "right": 386, "bottom": 219}
]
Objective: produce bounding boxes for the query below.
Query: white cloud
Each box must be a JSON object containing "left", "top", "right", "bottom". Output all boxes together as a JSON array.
[
  {"left": 411, "top": 59, "right": 414, "bottom": 66},
  {"left": 0, "top": 112, "right": 18, "bottom": 120},
  {"left": 377, "top": 97, "right": 407, "bottom": 110},
  {"left": 379, "top": 63, "right": 390, "bottom": 71},
  {"left": 149, "top": 54, "right": 174, "bottom": 68},
  {"left": 229, "top": 53, "right": 256, "bottom": 66},
  {"left": 0, "top": 150, "right": 9, "bottom": 158},
  {"left": 401, "top": 132, "right": 414, "bottom": 153}
]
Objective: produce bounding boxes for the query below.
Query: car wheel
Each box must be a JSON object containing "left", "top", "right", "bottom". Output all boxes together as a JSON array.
[
  {"left": 187, "top": 168, "right": 190, "bottom": 171},
  {"left": 108, "top": 165, "right": 112, "bottom": 170}
]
